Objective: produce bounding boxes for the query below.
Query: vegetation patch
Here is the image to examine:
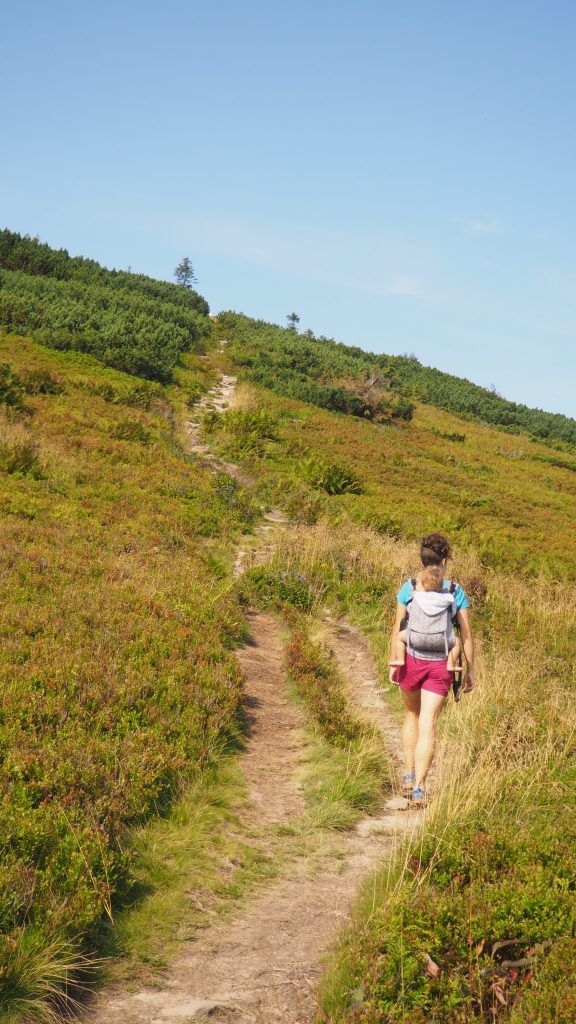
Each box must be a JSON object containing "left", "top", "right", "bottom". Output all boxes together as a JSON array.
[
  {"left": 301, "top": 457, "right": 363, "bottom": 495},
  {"left": 284, "top": 614, "right": 365, "bottom": 747},
  {"left": 217, "top": 311, "right": 576, "bottom": 447},
  {"left": 431, "top": 427, "right": 466, "bottom": 442},
  {"left": 109, "top": 418, "right": 153, "bottom": 444},
  {"left": 0, "top": 332, "right": 250, "bottom": 1020},
  {"left": 202, "top": 406, "right": 280, "bottom": 456},
  {"left": 0, "top": 362, "right": 26, "bottom": 410}
]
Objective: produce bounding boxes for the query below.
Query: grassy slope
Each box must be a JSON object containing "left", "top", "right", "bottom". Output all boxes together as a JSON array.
[
  {"left": 208, "top": 318, "right": 576, "bottom": 1023},
  {"left": 0, "top": 327, "right": 394, "bottom": 1020},
  {"left": 3, "top": 297, "right": 575, "bottom": 1023},
  {"left": 0, "top": 333, "right": 256, "bottom": 1018},
  {"left": 204, "top": 377, "right": 576, "bottom": 579}
]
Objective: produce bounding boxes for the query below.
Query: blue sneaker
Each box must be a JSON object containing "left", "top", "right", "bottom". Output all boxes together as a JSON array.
[
  {"left": 401, "top": 771, "right": 415, "bottom": 797},
  {"left": 411, "top": 786, "right": 429, "bottom": 808}
]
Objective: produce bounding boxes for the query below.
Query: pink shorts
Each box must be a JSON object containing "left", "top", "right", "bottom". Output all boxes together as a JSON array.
[{"left": 396, "top": 654, "right": 452, "bottom": 697}]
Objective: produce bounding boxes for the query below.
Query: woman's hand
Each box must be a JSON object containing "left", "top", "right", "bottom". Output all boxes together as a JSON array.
[
  {"left": 456, "top": 609, "right": 475, "bottom": 694},
  {"left": 389, "top": 666, "right": 400, "bottom": 686},
  {"left": 462, "top": 669, "right": 475, "bottom": 693}
]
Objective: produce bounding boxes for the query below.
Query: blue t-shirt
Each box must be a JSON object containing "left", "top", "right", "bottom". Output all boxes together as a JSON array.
[{"left": 396, "top": 579, "right": 470, "bottom": 611}]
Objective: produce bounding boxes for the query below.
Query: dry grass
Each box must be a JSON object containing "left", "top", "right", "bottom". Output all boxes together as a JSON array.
[{"left": 298, "top": 523, "right": 576, "bottom": 1021}]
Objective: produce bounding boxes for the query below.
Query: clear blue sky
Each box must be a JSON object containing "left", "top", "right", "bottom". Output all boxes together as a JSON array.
[{"left": 4, "top": 1, "right": 576, "bottom": 415}]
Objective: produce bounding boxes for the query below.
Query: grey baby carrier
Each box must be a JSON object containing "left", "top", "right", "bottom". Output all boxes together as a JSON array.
[{"left": 404, "top": 578, "right": 458, "bottom": 656}]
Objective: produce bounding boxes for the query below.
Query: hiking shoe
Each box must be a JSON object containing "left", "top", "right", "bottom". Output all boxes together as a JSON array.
[
  {"left": 401, "top": 771, "right": 415, "bottom": 797},
  {"left": 411, "top": 786, "right": 429, "bottom": 808}
]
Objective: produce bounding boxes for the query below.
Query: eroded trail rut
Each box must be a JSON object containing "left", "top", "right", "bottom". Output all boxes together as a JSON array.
[
  {"left": 88, "top": 375, "right": 418, "bottom": 1024},
  {"left": 235, "top": 612, "right": 306, "bottom": 826}
]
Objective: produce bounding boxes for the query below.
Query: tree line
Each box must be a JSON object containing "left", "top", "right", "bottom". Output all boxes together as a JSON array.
[{"left": 387, "top": 355, "right": 576, "bottom": 447}]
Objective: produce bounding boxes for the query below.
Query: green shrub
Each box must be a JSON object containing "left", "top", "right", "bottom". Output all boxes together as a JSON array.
[
  {"left": 202, "top": 408, "right": 280, "bottom": 457},
  {"left": 109, "top": 419, "right": 152, "bottom": 444},
  {"left": 302, "top": 458, "right": 363, "bottom": 495},
  {"left": 431, "top": 427, "right": 466, "bottom": 442},
  {"left": 0, "top": 441, "right": 44, "bottom": 478},
  {"left": 242, "top": 565, "right": 318, "bottom": 612},
  {"left": 20, "top": 368, "right": 64, "bottom": 396},
  {"left": 0, "top": 363, "right": 25, "bottom": 409}
]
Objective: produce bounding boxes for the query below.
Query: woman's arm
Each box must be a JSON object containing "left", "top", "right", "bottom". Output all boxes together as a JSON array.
[
  {"left": 389, "top": 601, "right": 407, "bottom": 683},
  {"left": 456, "top": 607, "right": 475, "bottom": 691}
]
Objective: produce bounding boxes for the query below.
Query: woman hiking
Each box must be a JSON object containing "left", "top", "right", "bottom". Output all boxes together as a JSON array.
[{"left": 389, "top": 533, "right": 475, "bottom": 807}]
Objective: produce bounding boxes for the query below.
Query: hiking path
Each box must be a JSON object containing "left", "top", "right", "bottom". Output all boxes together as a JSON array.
[{"left": 87, "top": 372, "right": 418, "bottom": 1024}]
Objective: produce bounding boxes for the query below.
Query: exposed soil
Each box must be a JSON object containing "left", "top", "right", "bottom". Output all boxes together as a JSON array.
[
  {"left": 87, "top": 375, "right": 419, "bottom": 1024},
  {"left": 235, "top": 611, "right": 306, "bottom": 825}
]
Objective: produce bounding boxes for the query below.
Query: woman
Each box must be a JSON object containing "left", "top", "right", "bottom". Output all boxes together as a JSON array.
[{"left": 389, "top": 532, "right": 475, "bottom": 807}]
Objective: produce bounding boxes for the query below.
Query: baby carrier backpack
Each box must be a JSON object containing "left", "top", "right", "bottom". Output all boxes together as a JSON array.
[
  {"left": 404, "top": 578, "right": 458, "bottom": 656},
  {"left": 403, "top": 578, "right": 463, "bottom": 701}
]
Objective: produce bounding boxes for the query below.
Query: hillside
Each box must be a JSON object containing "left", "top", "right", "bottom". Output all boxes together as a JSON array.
[
  {"left": 218, "top": 311, "right": 576, "bottom": 448},
  {"left": 207, "top": 316, "right": 576, "bottom": 1022},
  {"left": 0, "top": 332, "right": 255, "bottom": 1017},
  {"left": 1, "top": 245, "right": 575, "bottom": 1023},
  {"left": 212, "top": 314, "right": 576, "bottom": 579}
]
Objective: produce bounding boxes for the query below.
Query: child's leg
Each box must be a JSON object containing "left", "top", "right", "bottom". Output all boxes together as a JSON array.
[
  {"left": 447, "top": 638, "right": 462, "bottom": 671},
  {"left": 390, "top": 630, "right": 407, "bottom": 666}
]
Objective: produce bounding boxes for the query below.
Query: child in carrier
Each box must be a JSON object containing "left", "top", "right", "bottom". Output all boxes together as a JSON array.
[{"left": 390, "top": 565, "right": 462, "bottom": 672}]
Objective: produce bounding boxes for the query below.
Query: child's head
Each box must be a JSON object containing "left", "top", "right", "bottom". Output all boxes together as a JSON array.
[{"left": 420, "top": 565, "right": 444, "bottom": 592}]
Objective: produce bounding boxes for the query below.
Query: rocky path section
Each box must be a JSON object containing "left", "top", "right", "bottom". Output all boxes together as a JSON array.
[{"left": 183, "top": 373, "right": 242, "bottom": 478}]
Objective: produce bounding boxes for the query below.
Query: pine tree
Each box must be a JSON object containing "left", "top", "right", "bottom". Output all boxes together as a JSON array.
[{"left": 174, "top": 257, "right": 197, "bottom": 289}]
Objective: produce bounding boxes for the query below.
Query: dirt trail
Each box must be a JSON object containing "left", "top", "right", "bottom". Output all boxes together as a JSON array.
[
  {"left": 87, "top": 374, "right": 418, "bottom": 1024},
  {"left": 235, "top": 612, "right": 306, "bottom": 825},
  {"left": 89, "top": 620, "right": 417, "bottom": 1024}
]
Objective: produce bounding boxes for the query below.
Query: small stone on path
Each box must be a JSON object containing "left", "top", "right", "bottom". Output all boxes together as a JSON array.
[{"left": 385, "top": 796, "right": 411, "bottom": 812}]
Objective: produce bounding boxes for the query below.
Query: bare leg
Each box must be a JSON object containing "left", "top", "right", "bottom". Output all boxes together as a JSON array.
[
  {"left": 447, "top": 639, "right": 462, "bottom": 672},
  {"left": 414, "top": 689, "right": 447, "bottom": 788},
  {"left": 400, "top": 688, "right": 421, "bottom": 772}
]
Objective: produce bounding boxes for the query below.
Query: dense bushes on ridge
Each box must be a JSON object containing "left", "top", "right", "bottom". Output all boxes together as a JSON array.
[
  {"left": 217, "top": 312, "right": 415, "bottom": 423},
  {"left": 390, "top": 354, "right": 576, "bottom": 447},
  {"left": 0, "top": 231, "right": 211, "bottom": 382},
  {"left": 218, "top": 310, "right": 576, "bottom": 448}
]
